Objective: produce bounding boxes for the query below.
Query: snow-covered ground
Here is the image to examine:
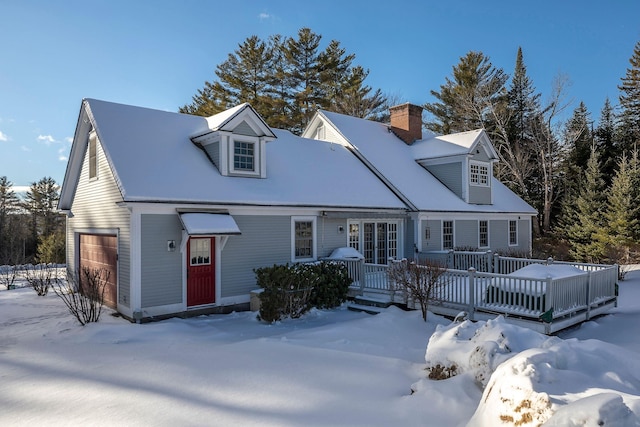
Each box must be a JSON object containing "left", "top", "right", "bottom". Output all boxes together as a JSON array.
[{"left": 2, "top": 268, "right": 640, "bottom": 426}]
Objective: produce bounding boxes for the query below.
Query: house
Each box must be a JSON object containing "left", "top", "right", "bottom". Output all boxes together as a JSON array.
[
  {"left": 59, "top": 99, "right": 536, "bottom": 321},
  {"left": 302, "top": 104, "right": 537, "bottom": 260}
]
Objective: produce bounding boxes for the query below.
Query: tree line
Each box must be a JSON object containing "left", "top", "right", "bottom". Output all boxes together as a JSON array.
[{"left": 0, "top": 176, "right": 65, "bottom": 265}]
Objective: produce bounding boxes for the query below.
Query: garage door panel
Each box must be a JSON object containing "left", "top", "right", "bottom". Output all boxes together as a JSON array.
[{"left": 79, "top": 234, "right": 117, "bottom": 309}]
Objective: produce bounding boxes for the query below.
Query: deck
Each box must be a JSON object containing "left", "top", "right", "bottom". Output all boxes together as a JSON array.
[{"left": 340, "top": 251, "right": 618, "bottom": 334}]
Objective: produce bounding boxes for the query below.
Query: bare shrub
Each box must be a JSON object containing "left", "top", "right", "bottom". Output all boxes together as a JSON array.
[
  {"left": 388, "top": 258, "right": 448, "bottom": 321},
  {"left": 52, "top": 267, "right": 109, "bottom": 325},
  {"left": 24, "top": 263, "right": 61, "bottom": 296},
  {"left": 0, "top": 264, "right": 21, "bottom": 290}
]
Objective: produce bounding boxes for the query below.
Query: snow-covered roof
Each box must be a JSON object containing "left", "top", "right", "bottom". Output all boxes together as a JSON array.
[
  {"left": 317, "top": 110, "right": 536, "bottom": 214},
  {"left": 179, "top": 213, "right": 241, "bottom": 235},
  {"left": 62, "top": 99, "right": 407, "bottom": 210}
]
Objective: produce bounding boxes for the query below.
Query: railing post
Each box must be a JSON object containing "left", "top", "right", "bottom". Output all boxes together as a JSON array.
[
  {"left": 486, "top": 250, "right": 492, "bottom": 273},
  {"left": 358, "top": 259, "right": 365, "bottom": 294},
  {"left": 468, "top": 267, "right": 476, "bottom": 321},
  {"left": 544, "top": 275, "right": 553, "bottom": 313},
  {"left": 586, "top": 271, "right": 592, "bottom": 320},
  {"left": 547, "top": 257, "right": 554, "bottom": 265}
]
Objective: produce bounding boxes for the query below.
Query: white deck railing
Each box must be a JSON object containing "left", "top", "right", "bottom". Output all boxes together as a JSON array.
[{"left": 337, "top": 253, "right": 618, "bottom": 333}]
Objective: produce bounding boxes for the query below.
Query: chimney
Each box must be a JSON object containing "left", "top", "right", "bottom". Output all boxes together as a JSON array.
[{"left": 389, "top": 103, "right": 423, "bottom": 145}]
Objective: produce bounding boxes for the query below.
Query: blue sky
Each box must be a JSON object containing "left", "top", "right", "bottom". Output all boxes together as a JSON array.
[{"left": 1, "top": 0, "right": 639, "bottom": 192}]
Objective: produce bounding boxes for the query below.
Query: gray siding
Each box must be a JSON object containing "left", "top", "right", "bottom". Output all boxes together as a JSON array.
[
  {"left": 204, "top": 141, "right": 220, "bottom": 170},
  {"left": 404, "top": 218, "right": 415, "bottom": 258},
  {"left": 468, "top": 185, "right": 492, "bottom": 204},
  {"left": 490, "top": 220, "right": 508, "bottom": 250},
  {"left": 422, "top": 219, "right": 441, "bottom": 251},
  {"left": 455, "top": 220, "right": 477, "bottom": 248},
  {"left": 425, "top": 163, "right": 462, "bottom": 199},
  {"left": 518, "top": 219, "right": 530, "bottom": 252},
  {"left": 471, "top": 148, "right": 491, "bottom": 162},
  {"left": 220, "top": 215, "right": 291, "bottom": 298},
  {"left": 140, "top": 214, "right": 183, "bottom": 308},
  {"left": 66, "top": 136, "right": 131, "bottom": 307},
  {"left": 234, "top": 120, "right": 259, "bottom": 136},
  {"left": 317, "top": 217, "right": 348, "bottom": 257}
]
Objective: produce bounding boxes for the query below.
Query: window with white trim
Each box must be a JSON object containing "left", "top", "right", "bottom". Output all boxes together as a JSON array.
[
  {"left": 509, "top": 220, "right": 518, "bottom": 246},
  {"left": 470, "top": 161, "right": 489, "bottom": 186},
  {"left": 479, "top": 220, "right": 489, "bottom": 248},
  {"left": 292, "top": 217, "right": 316, "bottom": 261},
  {"left": 233, "top": 140, "right": 255, "bottom": 171},
  {"left": 442, "top": 220, "right": 453, "bottom": 249}
]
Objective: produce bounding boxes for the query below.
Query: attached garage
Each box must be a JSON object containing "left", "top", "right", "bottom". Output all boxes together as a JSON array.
[{"left": 79, "top": 234, "right": 118, "bottom": 309}]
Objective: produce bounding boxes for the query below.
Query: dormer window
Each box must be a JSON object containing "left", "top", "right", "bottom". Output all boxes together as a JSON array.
[
  {"left": 228, "top": 135, "right": 262, "bottom": 177},
  {"left": 233, "top": 140, "right": 255, "bottom": 171},
  {"left": 470, "top": 161, "right": 489, "bottom": 187}
]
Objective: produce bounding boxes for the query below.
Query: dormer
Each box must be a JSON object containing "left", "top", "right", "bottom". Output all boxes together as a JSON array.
[
  {"left": 190, "top": 103, "right": 276, "bottom": 178},
  {"left": 413, "top": 129, "right": 499, "bottom": 205}
]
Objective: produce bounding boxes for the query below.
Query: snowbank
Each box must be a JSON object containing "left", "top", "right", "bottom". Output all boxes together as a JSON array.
[{"left": 422, "top": 316, "right": 640, "bottom": 426}]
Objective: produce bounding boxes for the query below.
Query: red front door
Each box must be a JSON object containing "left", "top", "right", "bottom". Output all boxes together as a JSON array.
[{"left": 187, "top": 237, "right": 215, "bottom": 306}]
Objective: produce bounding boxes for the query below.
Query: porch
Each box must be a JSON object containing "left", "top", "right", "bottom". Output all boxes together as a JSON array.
[{"left": 340, "top": 250, "right": 618, "bottom": 334}]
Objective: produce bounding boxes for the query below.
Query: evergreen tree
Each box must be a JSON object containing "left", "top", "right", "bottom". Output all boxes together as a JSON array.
[
  {"left": 618, "top": 40, "right": 640, "bottom": 153},
  {"left": 594, "top": 153, "right": 639, "bottom": 265},
  {"left": 181, "top": 28, "right": 385, "bottom": 133},
  {"left": 565, "top": 147, "right": 606, "bottom": 263},
  {"left": 594, "top": 98, "right": 620, "bottom": 185},
  {"left": 562, "top": 102, "right": 593, "bottom": 197},
  {"left": 22, "top": 177, "right": 64, "bottom": 261},
  {"left": 424, "top": 51, "right": 508, "bottom": 135},
  {"left": 0, "top": 176, "right": 21, "bottom": 263}
]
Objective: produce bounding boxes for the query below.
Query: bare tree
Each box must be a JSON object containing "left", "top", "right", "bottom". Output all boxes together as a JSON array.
[{"left": 388, "top": 258, "right": 448, "bottom": 321}]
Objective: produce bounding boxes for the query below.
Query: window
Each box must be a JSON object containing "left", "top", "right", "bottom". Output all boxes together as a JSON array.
[
  {"left": 292, "top": 217, "right": 316, "bottom": 261},
  {"left": 233, "top": 141, "right": 255, "bottom": 171},
  {"left": 89, "top": 133, "right": 97, "bottom": 179},
  {"left": 470, "top": 161, "right": 489, "bottom": 186},
  {"left": 509, "top": 220, "right": 518, "bottom": 246},
  {"left": 348, "top": 220, "right": 400, "bottom": 264},
  {"left": 442, "top": 220, "right": 453, "bottom": 249},
  {"left": 190, "top": 238, "right": 211, "bottom": 265},
  {"left": 479, "top": 220, "right": 488, "bottom": 248},
  {"left": 348, "top": 223, "right": 360, "bottom": 251},
  {"left": 316, "top": 123, "right": 326, "bottom": 140}
]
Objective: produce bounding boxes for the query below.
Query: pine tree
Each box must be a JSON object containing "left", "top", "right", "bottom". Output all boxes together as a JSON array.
[
  {"left": 424, "top": 51, "right": 508, "bottom": 135},
  {"left": 594, "top": 154, "right": 639, "bottom": 265},
  {"left": 565, "top": 147, "right": 606, "bottom": 263},
  {"left": 563, "top": 102, "right": 594, "bottom": 198},
  {"left": 618, "top": 40, "right": 640, "bottom": 153},
  {"left": 594, "top": 98, "right": 620, "bottom": 185},
  {"left": 22, "top": 177, "right": 64, "bottom": 261},
  {"left": 0, "top": 176, "right": 21, "bottom": 263}
]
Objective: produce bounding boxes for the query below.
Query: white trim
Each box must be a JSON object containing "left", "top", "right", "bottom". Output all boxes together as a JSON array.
[
  {"left": 130, "top": 208, "right": 142, "bottom": 316},
  {"left": 88, "top": 131, "right": 99, "bottom": 181},
  {"left": 291, "top": 216, "right": 317, "bottom": 262}
]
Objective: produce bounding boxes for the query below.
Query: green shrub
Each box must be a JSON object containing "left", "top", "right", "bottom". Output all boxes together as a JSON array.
[
  {"left": 309, "top": 261, "right": 352, "bottom": 309},
  {"left": 254, "top": 261, "right": 352, "bottom": 322}
]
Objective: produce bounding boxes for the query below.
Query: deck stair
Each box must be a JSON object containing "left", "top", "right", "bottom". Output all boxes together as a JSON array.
[{"left": 347, "top": 293, "right": 393, "bottom": 315}]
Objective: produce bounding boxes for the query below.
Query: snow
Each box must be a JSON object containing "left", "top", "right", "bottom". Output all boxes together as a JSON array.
[
  {"left": 68, "top": 99, "right": 406, "bottom": 210},
  {"left": 509, "top": 263, "right": 588, "bottom": 279},
  {"left": 179, "top": 213, "right": 241, "bottom": 235},
  {"left": 326, "top": 246, "right": 365, "bottom": 260},
  {"left": 2, "top": 268, "right": 640, "bottom": 426},
  {"left": 318, "top": 109, "right": 537, "bottom": 215}
]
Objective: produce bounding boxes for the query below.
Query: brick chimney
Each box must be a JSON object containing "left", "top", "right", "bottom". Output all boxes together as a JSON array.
[{"left": 389, "top": 103, "right": 423, "bottom": 145}]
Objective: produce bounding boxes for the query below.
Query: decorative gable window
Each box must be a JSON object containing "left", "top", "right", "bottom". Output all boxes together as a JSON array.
[
  {"left": 88, "top": 132, "right": 98, "bottom": 180},
  {"left": 470, "top": 161, "right": 489, "bottom": 186},
  {"left": 292, "top": 216, "right": 316, "bottom": 262}
]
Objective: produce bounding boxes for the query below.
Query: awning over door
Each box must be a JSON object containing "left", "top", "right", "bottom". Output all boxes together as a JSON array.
[{"left": 179, "top": 213, "right": 241, "bottom": 235}]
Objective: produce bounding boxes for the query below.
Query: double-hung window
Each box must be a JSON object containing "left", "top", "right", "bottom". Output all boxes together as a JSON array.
[
  {"left": 292, "top": 217, "right": 316, "bottom": 262},
  {"left": 470, "top": 161, "right": 489, "bottom": 186},
  {"left": 509, "top": 220, "right": 518, "bottom": 246},
  {"left": 479, "top": 220, "right": 489, "bottom": 248},
  {"left": 442, "top": 220, "right": 454, "bottom": 250}
]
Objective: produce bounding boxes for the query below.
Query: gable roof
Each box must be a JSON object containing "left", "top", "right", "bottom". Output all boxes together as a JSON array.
[
  {"left": 60, "top": 99, "right": 406, "bottom": 211},
  {"left": 313, "top": 110, "right": 536, "bottom": 215},
  {"left": 411, "top": 129, "right": 499, "bottom": 161}
]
